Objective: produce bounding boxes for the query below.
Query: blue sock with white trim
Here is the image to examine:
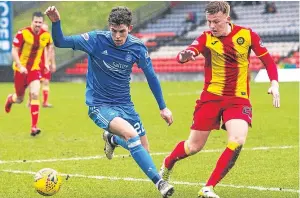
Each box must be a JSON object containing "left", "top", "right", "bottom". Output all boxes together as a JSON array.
[
  {"left": 127, "top": 136, "right": 160, "bottom": 184},
  {"left": 112, "top": 135, "right": 129, "bottom": 150}
]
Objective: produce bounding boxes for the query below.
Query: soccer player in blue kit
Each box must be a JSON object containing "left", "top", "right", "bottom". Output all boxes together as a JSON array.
[{"left": 45, "top": 6, "right": 174, "bottom": 197}]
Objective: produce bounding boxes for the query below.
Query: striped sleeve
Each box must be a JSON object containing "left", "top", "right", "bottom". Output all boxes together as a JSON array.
[{"left": 13, "top": 30, "right": 24, "bottom": 48}]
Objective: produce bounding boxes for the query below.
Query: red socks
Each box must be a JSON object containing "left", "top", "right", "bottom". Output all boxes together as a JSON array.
[
  {"left": 43, "top": 90, "right": 49, "bottom": 105},
  {"left": 30, "top": 100, "right": 40, "bottom": 128},
  {"left": 165, "top": 141, "right": 190, "bottom": 169},
  {"left": 206, "top": 142, "right": 242, "bottom": 187}
]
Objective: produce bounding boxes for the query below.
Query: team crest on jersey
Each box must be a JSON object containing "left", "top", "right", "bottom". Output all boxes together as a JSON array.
[
  {"left": 237, "top": 37, "right": 245, "bottom": 45},
  {"left": 81, "top": 33, "right": 89, "bottom": 41},
  {"left": 191, "top": 40, "right": 199, "bottom": 45},
  {"left": 125, "top": 53, "right": 132, "bottom": 62}
]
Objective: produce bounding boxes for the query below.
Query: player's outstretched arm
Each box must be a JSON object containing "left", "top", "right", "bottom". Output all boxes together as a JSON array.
[
  {"left": 178, "top": 50, "right": 196, "bottom": 63},
  {"left": 44, "top": 6, "right": 60, "bottom": 22},
  {"left": 44, "top": 6, "right": 74, "bottom": 48},
  {"left": 142, "top": 62, "right": 173, "bottom": 126}
]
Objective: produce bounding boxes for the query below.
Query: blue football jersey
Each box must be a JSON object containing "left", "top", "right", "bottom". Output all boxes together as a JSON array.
[{"left": 71, "top": 31, "right": 151, "bottom": 106}]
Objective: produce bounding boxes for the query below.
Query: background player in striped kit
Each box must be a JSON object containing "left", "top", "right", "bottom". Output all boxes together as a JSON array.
[
  {"left": 159, "top": 1, "right": 280, "bottom": 198},
  {"left": 5, "top": 12, "right": 53, "bottom": 136}
]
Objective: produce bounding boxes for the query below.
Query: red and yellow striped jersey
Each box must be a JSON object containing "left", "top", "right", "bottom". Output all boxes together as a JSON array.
[
  {"left": 184, "top": 24, "right": 269, "bottom": 99},
  {"left": 12, "top": 27, "right": 53, "bottom": 71}
]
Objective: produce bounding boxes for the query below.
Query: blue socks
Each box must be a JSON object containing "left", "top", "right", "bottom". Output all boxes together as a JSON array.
[
  {"left": 127, "top": 136, "right": 160, "bottom": 184},
  {"left": 112, "top": 135, "right": 129, "bottom": 150}
]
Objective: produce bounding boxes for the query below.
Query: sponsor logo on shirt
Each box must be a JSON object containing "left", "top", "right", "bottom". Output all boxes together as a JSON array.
[{"left": 103, "top": 60, "right": 129, "bottom": 73}]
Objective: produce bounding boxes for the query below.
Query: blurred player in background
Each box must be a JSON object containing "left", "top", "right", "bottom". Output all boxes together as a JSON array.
[
  {"left": 40, "top": 23, "right": 56, "bottom": 108},
  {"left": 45, "top": 6, "right": 174, "bottom": 197},
  {"left": 27, "top": 23, "right": 56, "bottom": 108},
  {"left": 159, "top": 1, "right": 280, "bottom": 198},
  {"left": 5, "top": 12, "right": 53, "bottom": 136}
]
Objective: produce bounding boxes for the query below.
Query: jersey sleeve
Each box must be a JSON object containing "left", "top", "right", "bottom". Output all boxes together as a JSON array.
[
  {"left": 71, "top": 31, "right": 97, "bottom": 54},
  {"left": 176, "top": 32, "right": 206, "bottom": 63},
  {"left": 52, "top": 20, "right": 95, "bottom": 54},
  {"left": 186, "top": 33, "right": 206, "bottom": 56},
  {"left": 250, "top": 30, "right": 268, "bottom": 57},
  {"left": 12, "top": 30, "right": 24, "bottom": 48},
  {"left": 251, "top": 30, "right": 278, "bottom": 81},
  {"left": 136, "top": 44, "right": 151, "bottom": 69}
]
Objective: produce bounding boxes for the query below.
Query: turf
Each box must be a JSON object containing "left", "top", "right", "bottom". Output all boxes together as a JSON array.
[{"left": 0, "top": 82, "right": 298, "bottom": 198}]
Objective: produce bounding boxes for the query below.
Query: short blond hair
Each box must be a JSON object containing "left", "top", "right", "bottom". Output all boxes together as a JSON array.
[{"left": 205, "top": 1, "right": 230, "bottom": 16}]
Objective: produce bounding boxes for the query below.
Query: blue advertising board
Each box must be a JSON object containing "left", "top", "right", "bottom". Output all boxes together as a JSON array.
[{"left": 0, "top": 1, "right": 13, "bottom": 66}]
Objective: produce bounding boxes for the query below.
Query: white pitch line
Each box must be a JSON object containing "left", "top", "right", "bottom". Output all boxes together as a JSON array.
[
  {"left": 0, "top": 145, "right": 297, "bottom": 164},
  {"left": 2, "top": 169, "right": 299, "bottom": 194}
]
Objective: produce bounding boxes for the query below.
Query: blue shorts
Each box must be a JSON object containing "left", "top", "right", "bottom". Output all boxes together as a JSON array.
[{"left": 88, "top": 105, "right": 146, "bottom": 136}]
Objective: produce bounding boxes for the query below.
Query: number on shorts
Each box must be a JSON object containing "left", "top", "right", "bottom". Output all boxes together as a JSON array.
[{"left": 134, "top": 122, "right": 145, "bottom": 135}]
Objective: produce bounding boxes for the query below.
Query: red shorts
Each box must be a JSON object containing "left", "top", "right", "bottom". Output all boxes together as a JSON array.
[
  {"left": 40, "top": 64, "right": 51, "bottom": 80},
  {"left": 14, "top": 70, "right": 42, "bottom": 97},
  {"left": 191, "top": 91, "right": 252, "bottom": 131}
]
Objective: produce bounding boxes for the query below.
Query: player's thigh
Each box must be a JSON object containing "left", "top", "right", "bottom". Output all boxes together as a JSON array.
[
  {"left": 223, "top": 98, "right": 252, "bottom": 144},
  {"left": 41, "top": 78, "right": 50, "bottom": 87},
  {"left": 14, "top": 71, "right": 27, "bottom": 97},
  {"left": 120, "top": 105, "right": 146, "bottom": 137},
  {"left": 88, "top": 106, "right": 119, "bottom": 131},
  {"left": 88, "top": 106, "right": 136, "bottom": 139},
  {"left": 187, "top": 129, "right": 211, "bottom": 154},
  {"left": 28, "top": 71, "right": 42, "bottom": 93},
  {"left": 225, "top": 119, "right": 249, "bottom": 144},
  {"left": 29, "top": 80, "right": 41, "bottom": 94}
]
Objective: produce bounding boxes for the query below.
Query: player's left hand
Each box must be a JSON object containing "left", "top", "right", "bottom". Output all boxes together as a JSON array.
[
  {"left": 160, "top": 107, "right": 173, "bottom": 126},
  {"left": 44, "top": 64, "right": 50, "bottom": 74},
  {"left": 268, "top": 80, "right": 280, "bottom": 108},
  {"left": 50, "top": 64, "right": 56, "bottom": 73}
]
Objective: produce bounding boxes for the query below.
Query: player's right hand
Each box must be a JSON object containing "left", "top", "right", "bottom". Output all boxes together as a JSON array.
[
  {"left": 50, "top": 64, "right": 56, "bottom": 73},
  {"left": 160, "top": 107, "right": 173, "bottom": 126},
  {"left": 44, "top": 6, "right": 61, "bottom": 22},
  {"left": 179, "top": 50, "right": 196, "bottom": 62},
  {"left": 268, "top": 80, "right": 280, "bottom": 108},
  {"left": 18, "top": 66, "right": 28, "bottom": 74}
]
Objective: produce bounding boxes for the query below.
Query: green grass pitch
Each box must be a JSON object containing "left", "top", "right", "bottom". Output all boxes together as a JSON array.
[{"left": 0, "top": 82, "right": 298, "bottom": 198}]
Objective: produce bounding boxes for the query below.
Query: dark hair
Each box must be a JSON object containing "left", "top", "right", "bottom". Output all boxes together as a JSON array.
[
  {"left": 32, "top": 11, "right": 44, "bottom": 20},
  {"left": 205, "top": 1, "right": 230, "bottom": 16},
  {"left": 108, "top": 6, "right": 132, "bottom": 27}
]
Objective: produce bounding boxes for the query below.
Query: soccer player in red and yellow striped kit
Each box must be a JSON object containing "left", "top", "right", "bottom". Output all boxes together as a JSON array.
[
  {"left": 159, "top": 2, "right": 280, "bottom": 198},
  {"left": 5, "top": 12, "right": 53, "bottom": 136}
]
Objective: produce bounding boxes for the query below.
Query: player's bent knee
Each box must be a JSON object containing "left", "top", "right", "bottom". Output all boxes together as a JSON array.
[
  {"left": 228, "top": 136, "right": 246, "bottom": 145},
  {"left": 30, "top": 92, "right": 39, "bottom": 100},
  {"left": 186, "top": 141, "right": 202, "bottom": 155}
]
